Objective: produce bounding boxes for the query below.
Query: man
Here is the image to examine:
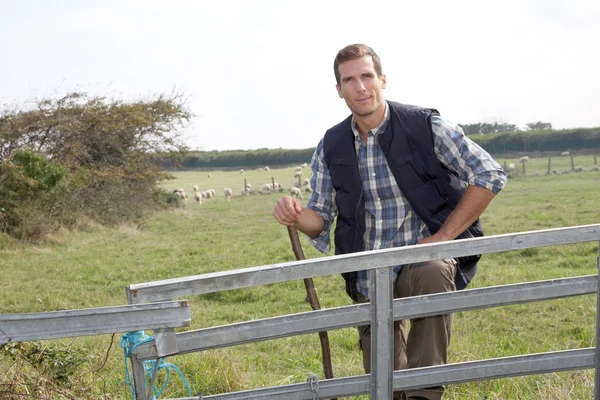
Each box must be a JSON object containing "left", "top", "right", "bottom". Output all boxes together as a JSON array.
[{"left": 272, "top": 44, "right": 506, "bottom": 400}]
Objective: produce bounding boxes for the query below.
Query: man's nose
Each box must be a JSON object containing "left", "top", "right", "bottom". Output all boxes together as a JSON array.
[{"left": 356, "top": 79, "right": 366, "bottom": 92}]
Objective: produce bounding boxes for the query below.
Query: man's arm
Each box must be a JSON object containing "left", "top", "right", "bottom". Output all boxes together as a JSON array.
[
  {"left": 273, "top": 196, "right": 325, "bottom": 237},
  {"left": 272, "top": 138, "right": 337, "bottom": 253},
  {"left": 420, "top": 115, "right": 507, "bottom": 244},
  {"left": 419, "top": 185, "right": 495, "bottom": 244}
]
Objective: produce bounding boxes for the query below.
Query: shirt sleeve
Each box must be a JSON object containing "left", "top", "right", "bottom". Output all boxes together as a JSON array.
[
  {"left": 306, "top": 138, "right": 338, "bottom": 254},
  {"left": 431, "top": 115, "right": 507, "bottom": 194}
]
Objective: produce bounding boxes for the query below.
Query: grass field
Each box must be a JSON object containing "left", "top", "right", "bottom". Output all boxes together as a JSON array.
[{"left": 1, "top": 158, "right": 599, "bottom": 399}]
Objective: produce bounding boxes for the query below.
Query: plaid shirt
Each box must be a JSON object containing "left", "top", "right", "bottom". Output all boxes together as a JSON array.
[{"left": 307, "top": 101, "right": 506, "bottom": 299}]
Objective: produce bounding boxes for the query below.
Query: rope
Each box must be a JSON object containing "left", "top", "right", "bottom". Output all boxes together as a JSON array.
[{"left": 120, "top": 330, "right": 192, "bottom": 400}]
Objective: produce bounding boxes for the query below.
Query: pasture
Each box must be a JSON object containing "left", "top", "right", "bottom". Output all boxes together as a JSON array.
[{"left": 1, "top": 159, "right": 599, "bottom": 399}]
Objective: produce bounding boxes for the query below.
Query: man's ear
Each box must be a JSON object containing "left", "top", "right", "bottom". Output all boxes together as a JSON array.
[
  {"left": 336, "top": 84, "right": 343, "bottom": 99},
  {"left": 381, "top": 74, "right": 387, "bottom": 89}
]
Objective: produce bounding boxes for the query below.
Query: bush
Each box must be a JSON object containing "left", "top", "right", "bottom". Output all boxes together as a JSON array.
[{"left": 0, "top": 92, "right": 192, "bottom": 240}]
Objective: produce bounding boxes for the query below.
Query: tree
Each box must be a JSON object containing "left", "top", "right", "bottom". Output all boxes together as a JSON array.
[
  {"left": 0, "top": 92, "right": 192, "bottom": 239},
  {"left": 459, "top": 122, "right": 518, "bottom": 135},
  {"left": 526, "top": 121, "right": 552, "bottom": 131}
]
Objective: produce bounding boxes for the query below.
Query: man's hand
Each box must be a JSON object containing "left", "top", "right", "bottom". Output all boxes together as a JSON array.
[
  {"left": 418, "top": 231, "right": 452, "bottom": 245},
  {"left": 273, "top": 196, "right": 325, "bottom": 237},
  {"left": 273, "top": 195, "right": 303, "bottom": 226}
]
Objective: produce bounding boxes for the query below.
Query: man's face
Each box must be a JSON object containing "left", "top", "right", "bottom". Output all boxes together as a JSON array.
[{"left": 336, "top": 56, "right": 386, "bottom": 117}]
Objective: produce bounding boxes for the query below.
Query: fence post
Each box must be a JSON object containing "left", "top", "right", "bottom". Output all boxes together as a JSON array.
[
  {"left": 595, "top": 154, "right": 597, "bottom": 166},
  {"left": 371, "top": 266, "right": 394, "bottom": 399},
  {"left": 594, "top": 242, "right": 600, "bottom": 400},
  {"left": 571, "top": 155, "right": 575, "bottom": 171},
  {"left": 522, "top": 159, "right": 527, "bottom": 175},
  {"left": 547, "top": 157, "right": 551, "bottom": 175},
  {"left": 130, "top": 353, "right": 148, "bottom": 400},
  {"left": 272, "top": 176, "right": 275, "bottom": 190}
]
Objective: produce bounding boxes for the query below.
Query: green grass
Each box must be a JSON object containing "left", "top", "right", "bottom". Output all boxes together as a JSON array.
[{"left": 1, "top": 160, "right": 599, "bottom": 399}]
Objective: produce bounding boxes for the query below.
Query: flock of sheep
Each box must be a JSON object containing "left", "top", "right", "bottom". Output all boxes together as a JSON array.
[
  {"left": 504, "top": 152, "right": 599, "bottom": 175},
  {"left": 172, "top": 163, "right": 312, "bottom": 206}
]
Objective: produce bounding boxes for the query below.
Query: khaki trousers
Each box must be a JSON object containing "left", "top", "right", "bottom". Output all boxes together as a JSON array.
[{"left": 355, "top": 258, "right": 457, "bottom": 400}]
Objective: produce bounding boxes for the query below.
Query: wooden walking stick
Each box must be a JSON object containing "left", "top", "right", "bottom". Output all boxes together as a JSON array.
[{"left": 287, "top": 225, "right": 336, "bottom": 389}]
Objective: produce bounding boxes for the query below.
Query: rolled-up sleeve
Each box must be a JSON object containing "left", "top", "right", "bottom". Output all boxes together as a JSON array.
[
  {"left": 306, "top": 139, "right": 337, "bottom": 254},
  {"left": 431, "top": 115, "right": 506, "bottom": 194}
]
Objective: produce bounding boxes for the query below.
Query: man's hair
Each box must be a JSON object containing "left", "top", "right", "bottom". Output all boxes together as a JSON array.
[{"left": 333, "top": 44, "right": 383, "bottom": 86}]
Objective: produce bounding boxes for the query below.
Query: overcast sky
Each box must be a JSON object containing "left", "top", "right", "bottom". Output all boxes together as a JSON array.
[{"left": 1, "top": 0, "right": 599, "bottom": 151}]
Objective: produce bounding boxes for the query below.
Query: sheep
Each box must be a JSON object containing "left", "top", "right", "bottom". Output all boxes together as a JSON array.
[
  {"left": 303, "top": 178, "right": 310, "bottom": 186},
  {"left": 519, "top": 156, "right": 529, "bottom": 162},
  {"left": 208, "top": 189, "right": 216, "bottom": 197},
  {"left": 194, "top": 191, "right": 202, "bottom": 204},
  {"left": 261, "top": 183, "right": 273, "bottom": 192},
  {"left": 258, "top": 168, "right": 264, "bottom": 172},
  {"left": 507, "top": 163, "right": 516, "bottom": 171},
  {"left": 208, "top": 173, "right": 212, "bottom": 178},
  {"left": 240, "top": 169, "right": 244, "bottom": 174},
  {"left": 224, "top": 188, "right": 233, "bottom": 201},
  {"left": 303, "top": 184, "right": 313, "bottom": 193},
  {"left": 200, "top": 191, "right": 209, "bottom": 199},
  {"left": 290, "top": 186, "right": 303, "bottom": 199},
  {"left": 295, "top": 167, "right": 303, "bottom": 172},
  {"left": 175, "top": 188, "right": 188, "bottom": 200},
  {"left": 245, "top": 183, "right": 252, "bottom": 190},
  {"left": 301, "top": 163, "right": 308, "bottom": 168},
  {"left": 193, "top": 184, "right": 198, "bottom": 192},
  {"left": 273, "top": 182, "right": 284, "bottom": 192},
  {"left": 265, "top": 166, "right": 270, "bottom": 171},
  {"left": 294, "top": 171, "right": 303, "bottom": 179},
  {"left": 561, "top": 151, "right": 570, "bottom": 156},
  {"left": 172, "top": 188, "right": 188, "bottom": 205}
]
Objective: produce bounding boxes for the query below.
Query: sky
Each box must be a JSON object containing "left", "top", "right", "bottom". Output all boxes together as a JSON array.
[{"left": 1, "top": 0, "right": 599, "bottom": 151}]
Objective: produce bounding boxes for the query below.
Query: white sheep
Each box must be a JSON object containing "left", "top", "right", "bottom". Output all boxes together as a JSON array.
[
  {"left": 507, "top": 163, "right": 516, "bottom": 171},
  {"left": 273, "top": 182, "right": 284, "bottom": 192},
  {"left": 294, "top": 171, "right": 303, "bottom": 179},
  {"left": 289, "top": 186, "right": 303, "bottom": 199},
  {"left": 303, "top": 178, "right": 310, "bottom": 186},
  {"left": 294, "top": 167, "right": 302, "bottom": 172},
  {"left": 208, "top": 173, "right": 212, "bottom": 178},
  {"left": 301, "top": 163, "right": 308, "bottom": 168},
  {"left": 519, "top": 156, "right": 529, "bottom": 162},
  {"left": 194, "top": 191, "right": 202, "bottom": 204},
  {"left": 193, "top": 185, "right": 198, "bottom": 192},
  {"left": 177, "top": 188, "right": 188, "bottom": 200},
  {"left": 303, "top": 184, "right": 313, "bottom": 193},
  {"left": 265, "top": 166, "right": 270, "bottom": 171},
  {"left": 224, "top": 188, "right": 233, "bottom": 201},
  {"left": 240, "top": 169, "right": 244, "bottom": 174},
  {"left": 258, "top": 168, "right": 264, "bottom": 172},
  {"left": 561, "top": 151, "right": 570, "bottom": 156},
  {"left": 261, "top": 183, "right": 273, "bottom": 192},
  {"left": 208, "top": 189, "right": 216, "bottom": 197},
  {"left": 173, "top": 188, "right": 188, "bottom": 204}
]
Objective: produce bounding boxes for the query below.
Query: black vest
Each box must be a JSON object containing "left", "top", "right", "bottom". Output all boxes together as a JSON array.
[{"left": 323, "top": 101, "right": 483, "bottom": 300}]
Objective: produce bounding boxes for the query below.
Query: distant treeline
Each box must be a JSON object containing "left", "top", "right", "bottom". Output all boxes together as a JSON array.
[
  {"left": 173, "top": 127, "right": 600, "bottom": 170},
  {"left": 169, "top": 148, "right": 316, "bottom": 170}
]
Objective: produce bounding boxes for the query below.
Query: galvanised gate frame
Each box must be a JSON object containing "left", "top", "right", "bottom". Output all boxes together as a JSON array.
[{"left": 127, "top": 224, "right": 600, "bottom": 399}]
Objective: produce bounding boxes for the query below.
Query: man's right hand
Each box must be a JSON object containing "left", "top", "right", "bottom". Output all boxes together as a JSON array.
[{"left": 273, "top": 195, "right": 303, "bottom": 226}]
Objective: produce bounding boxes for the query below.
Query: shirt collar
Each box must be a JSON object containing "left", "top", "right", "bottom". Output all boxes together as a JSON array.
[{"left": 351, "top": 101, "right": 390, "bottom": 139}]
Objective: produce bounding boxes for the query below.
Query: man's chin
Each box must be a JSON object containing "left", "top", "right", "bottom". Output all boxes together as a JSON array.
[{"left": 353, "top": 108, "right": 377, "bottom": 117}]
